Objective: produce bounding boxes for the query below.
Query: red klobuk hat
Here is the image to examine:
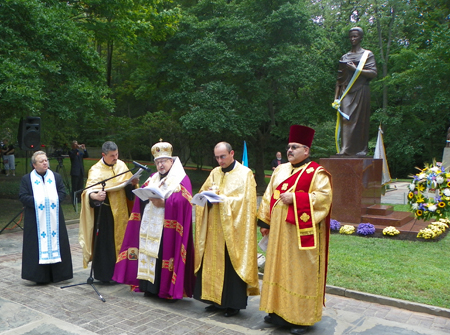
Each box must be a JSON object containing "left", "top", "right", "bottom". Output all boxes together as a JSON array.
[{"left": 288, "top": 125, "right": 315, "bottom": 148}]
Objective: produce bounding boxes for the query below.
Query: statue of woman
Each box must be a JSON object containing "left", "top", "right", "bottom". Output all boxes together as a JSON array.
[{"left": 335, "top": 27, "right": 377, "bottom": 156}]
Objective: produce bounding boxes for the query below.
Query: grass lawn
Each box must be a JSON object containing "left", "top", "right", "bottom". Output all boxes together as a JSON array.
[
  {"left": 327, "top": 233, "right": 450, "bottom": 309},
  {"left": 1, "top": 158, "right": 448, "bottom": 309}
]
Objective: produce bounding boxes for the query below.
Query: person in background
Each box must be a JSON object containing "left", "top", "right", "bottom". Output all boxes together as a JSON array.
[
  {"left": 68, "top": 140, "right": 89, "bottom": 205},
  {"left": 2, "top": 139, "right": 15, "bottom": 176},
  {"left": 271, "top": 151, "right": 287, "bottom": 170}
]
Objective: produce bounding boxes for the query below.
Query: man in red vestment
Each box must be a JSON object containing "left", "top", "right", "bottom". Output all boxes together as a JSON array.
[{"left": 258, "top": 125, "right": 333, "bottom": 335}]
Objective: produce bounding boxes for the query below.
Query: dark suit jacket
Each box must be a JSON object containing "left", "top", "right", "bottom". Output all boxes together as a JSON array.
[
  {"left": 68, "top": 149, "right": 89, "bottom": 176},
  {"left": 271, "top": 158, "right": 287, "bottom": 169}
]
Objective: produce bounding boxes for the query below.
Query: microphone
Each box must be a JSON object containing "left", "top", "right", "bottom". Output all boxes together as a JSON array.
[{"left": 133, "top": 161, "right": 151, "bottom": 172}]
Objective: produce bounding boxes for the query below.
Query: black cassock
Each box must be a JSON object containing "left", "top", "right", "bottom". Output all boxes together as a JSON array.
[{"left": 19, "top": 172, "right": 73, "bottom": 283}]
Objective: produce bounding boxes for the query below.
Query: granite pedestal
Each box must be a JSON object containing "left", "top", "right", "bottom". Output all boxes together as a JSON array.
[{"left": 320, "top": 157, "right": 382, "bottom": 224}]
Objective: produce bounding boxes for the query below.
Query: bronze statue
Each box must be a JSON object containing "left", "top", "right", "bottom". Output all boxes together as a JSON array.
[{"left": 334, "top": 27, "right": 377, "bottom": 156}]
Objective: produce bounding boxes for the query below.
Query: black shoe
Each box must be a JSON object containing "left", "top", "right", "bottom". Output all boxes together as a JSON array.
[
  {"left": 205, "top": 304, "right": 218, "bottom": 312},
  {"left": 290, "top": 326, "right": 311, "bottom": 335},
  {"left": 263, "top": 315, "right": 273, "bottom": 324},
  {"left": 144, "top": 291, "right": 158, "bottom": 298},
  {"left": 224, "top": 308, "right": 240, "bottom": 317}
]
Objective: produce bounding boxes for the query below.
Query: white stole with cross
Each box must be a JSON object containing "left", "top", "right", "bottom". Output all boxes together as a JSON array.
[{"left": 30, "top": 169, "right": 61, "bottom": 264}]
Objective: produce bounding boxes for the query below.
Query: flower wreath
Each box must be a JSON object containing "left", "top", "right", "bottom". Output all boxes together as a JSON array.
[{"left": 407, "top": 161, "right": 450, "bottom": 221}]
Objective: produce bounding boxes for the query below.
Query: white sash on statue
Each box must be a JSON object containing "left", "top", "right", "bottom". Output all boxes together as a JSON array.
[{"left": 30, "top": 169, "right": 61, "bottom": 264}]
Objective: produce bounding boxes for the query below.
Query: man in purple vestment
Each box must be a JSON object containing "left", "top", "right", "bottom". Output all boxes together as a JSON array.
[{"left": 113, "top": 141, "right": 195, "bottom": 301}]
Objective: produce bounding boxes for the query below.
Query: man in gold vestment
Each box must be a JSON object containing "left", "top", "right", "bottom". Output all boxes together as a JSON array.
[
  {"left": 258, "top": 125, "right": 332, "bottom": 335},
  {"left": 79, "top": 141, "right": 138, "bottom": 282},
  {"left": 194, "top": 142, "right": 260, "bottom": 317}
]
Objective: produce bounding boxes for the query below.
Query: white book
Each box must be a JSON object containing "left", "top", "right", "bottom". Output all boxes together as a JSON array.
[
  {"left": 132, "top": 185, "right": 165, "bottom": 201},
  {"left": 191, "top": 191, "right": 225, "bottom": 207}
]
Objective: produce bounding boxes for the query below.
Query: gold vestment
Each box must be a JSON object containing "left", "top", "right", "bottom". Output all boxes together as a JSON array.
[
  {"left": 79, "top": 159, "right": 134, "bottom": 268},
  {"left": 258, "top": 162, "right": 332, "bottom": 325},
  {"left": 194, "top": 161, "right": 260, "bottom": 304}
]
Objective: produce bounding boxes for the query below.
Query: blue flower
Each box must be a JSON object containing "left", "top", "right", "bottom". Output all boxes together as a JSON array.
[
  {"left": 330, "top": 219, "right": 341, "bottom": 231},
  {"left": 356, "top": 223, "right": 376, "bottom": 236}
]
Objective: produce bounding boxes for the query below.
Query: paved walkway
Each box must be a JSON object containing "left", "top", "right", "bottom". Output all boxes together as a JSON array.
[
  {"left": 1, "top": 221, "right": 450, "bottom": 335},
  {"left": 381, "top": 182, "right": 410, "bottom": 205}
]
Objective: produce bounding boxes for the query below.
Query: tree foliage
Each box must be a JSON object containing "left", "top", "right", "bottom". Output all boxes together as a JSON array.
[
  {"left": 0, "top": 0, "right": 113, "bottom": 147},
  {"left": 1, "top": 0, "right": 449, "bottom": 179},
  {"left": 131, "top": 0, "right": 338, "bottom": 187}
]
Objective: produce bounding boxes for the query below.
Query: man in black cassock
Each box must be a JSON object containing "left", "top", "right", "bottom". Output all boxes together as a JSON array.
[{"left": 19, "top": 151, "right": 73, "bottom": 284}]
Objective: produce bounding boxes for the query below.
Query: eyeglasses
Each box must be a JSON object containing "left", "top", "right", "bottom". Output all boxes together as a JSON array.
[
  {"left": 286, "top": 145, "right": 308, "bottom": 151},
  {"left": 155, "top": 159, "right": 169, "bottom": 166},
  {"left": 214, "top": 154, "right": 228, "bottom": 160}
]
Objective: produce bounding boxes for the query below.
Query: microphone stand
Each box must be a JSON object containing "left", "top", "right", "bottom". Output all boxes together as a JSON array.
[{"left": 61, "top": 166, "right": 141, "bottom": 302}]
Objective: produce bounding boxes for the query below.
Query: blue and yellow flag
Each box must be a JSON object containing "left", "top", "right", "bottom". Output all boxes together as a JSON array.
[{"left": 242, "top": 141, "right": 248, "bottom": 167}]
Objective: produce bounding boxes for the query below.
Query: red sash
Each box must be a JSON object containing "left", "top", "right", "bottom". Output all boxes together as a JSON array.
[{"left": 270, "top": 161, "right": 321, "bottom": 249}]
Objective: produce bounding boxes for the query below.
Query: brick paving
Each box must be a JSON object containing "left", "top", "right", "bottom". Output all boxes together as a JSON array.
[{"left": 0, "top": 223, "right": 450, "bottom": 334}]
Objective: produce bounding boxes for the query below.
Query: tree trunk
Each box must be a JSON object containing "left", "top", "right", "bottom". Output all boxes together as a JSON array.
[
  {"left": 253, "top": 131, "right": 269, "bottom": 195},
  {"left": 106, "top": 40, "right": 113, "bottom": 88}
]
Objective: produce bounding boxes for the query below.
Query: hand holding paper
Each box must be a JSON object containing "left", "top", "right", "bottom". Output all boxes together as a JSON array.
[{"left": 191, "top": 191, "right": 225, "bottom": 207}]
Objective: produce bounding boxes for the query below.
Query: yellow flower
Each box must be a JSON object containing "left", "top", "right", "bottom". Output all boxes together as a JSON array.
[
  {"left": 416, "top": 194, "right": 425, "bottom": 203},
  {"left": 438, "top": 202, "right": 446, "bottom": 208},
  {"left": 447, "top": 182, "right": 450, "bottom": 187},
  {"left": 417, "top": 184, "right": 425, "bottom": 192},
  {"left": 408, "top": 192, "right": 414, "bottom": 199},
  {"left": 416, "top": 210, "right": 423, "bottom": 216}
]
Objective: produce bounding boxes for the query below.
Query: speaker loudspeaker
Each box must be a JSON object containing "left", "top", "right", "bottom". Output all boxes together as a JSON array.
[{"left": 18, "top": 117, "right": 41, "bottom": 151}]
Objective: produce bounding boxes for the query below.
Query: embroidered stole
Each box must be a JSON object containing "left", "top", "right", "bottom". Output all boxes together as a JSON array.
[
  {"left": 137, "top": 176, "right": 178, "bottom": 283},
  {"left": 270, "top": 161, "right": 320, "bottom": 249},
  {"left": 30, "top": 169, "right": 61, "bottom": 264},
  {"left": 137, "top": 157, "right": 186, "bottom": 284}
]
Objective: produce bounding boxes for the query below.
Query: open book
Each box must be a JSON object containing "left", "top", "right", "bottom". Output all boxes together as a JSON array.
[
  {"left": 191, "top": 191, "right": 224, "bottom": 207},
  {"left": 132, "top": 184, "right": 165, "bottom": 201}
]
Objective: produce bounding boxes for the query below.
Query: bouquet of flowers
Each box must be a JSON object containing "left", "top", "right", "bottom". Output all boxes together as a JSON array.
[{"left": 407, "top": 161, "right": 450, "bottom": 221}]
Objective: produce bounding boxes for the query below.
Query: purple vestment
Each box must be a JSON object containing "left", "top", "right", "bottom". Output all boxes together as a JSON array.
[{"left": 112, "top": 175, "right": 195, "bottom": 299}]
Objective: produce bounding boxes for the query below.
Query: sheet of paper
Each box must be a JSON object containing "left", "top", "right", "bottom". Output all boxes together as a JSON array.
[
  {"left": 191, "top": 191, "right": 224, "bottom": 207},
  {"left": 258, "top": 235, "right": 269, "bottom": 251},
  {"left": 106, "top": 168, "right": 143, "bottom": 192},
  {"left": 124, "top": 168, "right": 143, "bottom": 185}
]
